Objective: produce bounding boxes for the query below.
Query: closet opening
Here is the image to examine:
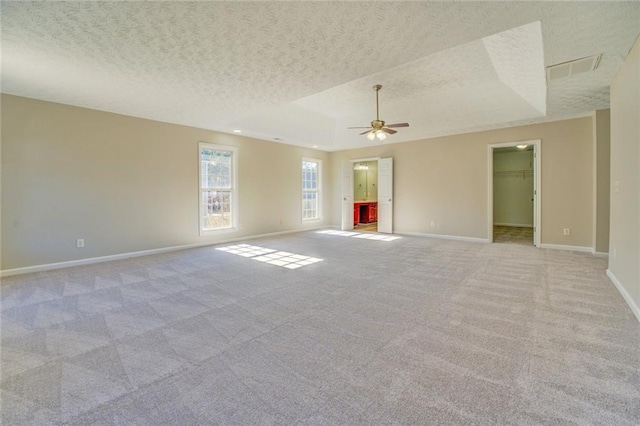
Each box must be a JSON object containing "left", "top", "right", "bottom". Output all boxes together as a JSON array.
[{"left": 488, "top": 140, "right": 541, "bottom": 247}]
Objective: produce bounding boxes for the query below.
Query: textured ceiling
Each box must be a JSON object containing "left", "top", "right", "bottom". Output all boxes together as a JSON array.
[{"left": 2, "top": 1, "right": 639, "bottom": 151}]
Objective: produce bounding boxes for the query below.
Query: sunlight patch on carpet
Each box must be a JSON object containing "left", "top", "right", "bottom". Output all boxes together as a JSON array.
[{"left": 216, "top": 244, "right": 323, "bottom": 269}]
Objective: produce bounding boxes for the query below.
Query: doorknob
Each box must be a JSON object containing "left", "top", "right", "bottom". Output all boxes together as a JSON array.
[
  {"left": 388, "top": 198, "right": 392, "bottom": 202},
  {"left": 344, "top": 197, "right": 347, "bottom": 201}
]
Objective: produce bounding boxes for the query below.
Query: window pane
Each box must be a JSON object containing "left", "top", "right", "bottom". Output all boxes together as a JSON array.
[
  {"left": 201, "top": 148, "right": 232, "bottom": 190},
  {"left": 302, "top": 191, "right": 318, "bottom": 219},
  {"left": 302, "top": 161, "right": 318, "bottom": 191},
  {"left": 202, "top": 190, "right": 232, "bottom": 230}
]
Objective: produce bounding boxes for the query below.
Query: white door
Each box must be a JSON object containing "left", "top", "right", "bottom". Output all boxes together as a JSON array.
[
  {"left": 341, "top": 160, "right": 354, "bottom": 231},
  {"left": 378, "top": 157, "right": 393, "bottom": 233},
  {"left": 532, "top": 146, "right": 538, "bottom": 246}
]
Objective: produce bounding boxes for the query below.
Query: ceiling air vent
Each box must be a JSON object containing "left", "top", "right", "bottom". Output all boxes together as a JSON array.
[{"left": 546, "top": 54, "right": 602, "bottom": 81}]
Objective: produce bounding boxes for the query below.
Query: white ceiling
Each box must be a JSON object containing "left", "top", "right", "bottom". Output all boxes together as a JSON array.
[{"left": 2, "top": 2, "right": 639, "bottom": 151}]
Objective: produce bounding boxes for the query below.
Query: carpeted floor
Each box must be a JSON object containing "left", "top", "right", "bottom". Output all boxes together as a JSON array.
[{"left": 1, "top": 230, "right": 639, "bottom": 424}]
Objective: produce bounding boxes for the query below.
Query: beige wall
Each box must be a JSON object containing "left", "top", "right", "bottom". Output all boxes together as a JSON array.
[
  {"left": 493, "top": 149, "right": 534, "bottom": 227},
  {"left": 329, "top": 117, "right": 594, "bottom": 246},
  {"left": 609, "top": 35, "right": 640, "bottom": 318},
  {"left": 594, "top": 109, "right": 611, "bottom": 253},
  {"left": 1, "top": 95, "right": 331, "bottom": 270},
  {"left": 1, "top": 93, "right": 607, "bottom": 272}
]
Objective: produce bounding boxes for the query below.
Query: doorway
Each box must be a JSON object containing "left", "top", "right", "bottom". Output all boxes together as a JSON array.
[
  {"left": 342, "top": 157, "right": 394, "bottom": 233},
  {"left": 353, "top": 161, "right": 378, "bottom": 232},
  {"left": 488, "top": 140, "right": 541, "bottom": 246}
]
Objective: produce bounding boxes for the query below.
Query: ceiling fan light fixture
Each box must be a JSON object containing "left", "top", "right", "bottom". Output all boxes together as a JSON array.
[
  {"left": 367, "top": 132, "right": 376, "bottom": 141},
  {"left": 376, "top": 131, "right": 386, "bottom": 141}
]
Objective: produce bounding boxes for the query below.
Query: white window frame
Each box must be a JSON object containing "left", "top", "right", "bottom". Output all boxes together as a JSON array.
[
  {"left": 302, "top": 157, "right": 322, "bottom": 222},
  {"left": 199, "top": 142, "right": 238, "bottom": 235}
]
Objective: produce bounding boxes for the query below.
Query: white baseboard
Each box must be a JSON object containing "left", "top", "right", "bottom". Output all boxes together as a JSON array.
[
  {"left": 606, "top": 269, "right": 640, "bottom": 323},
  {"left": 538, "top": 243, "right": 593, "bottom": 253},
  {"left": 0, "top": 227, "right": 327, "bottom": 278},
  {"left": 493, "top": 223, "right": 533, "bottom": 228},
  {"left": 402, "top": 232, "right": 490, "bottom": 243},
  {"left": 538, "top": 244, "right": 608, "bottom": 257}
]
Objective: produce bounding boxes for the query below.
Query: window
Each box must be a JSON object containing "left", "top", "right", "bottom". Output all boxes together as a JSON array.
[
  {"left": 302, "top": 158, "right": 321, "bottom": 220},
  {"left": 199, "top": 143, "right": 237, "bottom": 233}
]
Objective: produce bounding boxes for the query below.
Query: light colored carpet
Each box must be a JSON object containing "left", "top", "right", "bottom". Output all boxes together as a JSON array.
[{"left": 1, "top": 231, "right": 639, "bottom": 424}]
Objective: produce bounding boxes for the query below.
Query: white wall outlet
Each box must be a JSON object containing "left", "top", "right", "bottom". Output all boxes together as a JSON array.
[
  {"left": 430, "top": 221, "right": 436, "bottom": 228},
  {"left": 563, "top": 228, "right": 570, "bottom": 236},
  {"left": 76, "top": 238, "right": 85, "bottom": 248}
]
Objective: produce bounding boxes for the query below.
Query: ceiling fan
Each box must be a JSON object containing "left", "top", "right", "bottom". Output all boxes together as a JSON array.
[{"left": 348, "top": 84, "right": 409, "bottom": 141}]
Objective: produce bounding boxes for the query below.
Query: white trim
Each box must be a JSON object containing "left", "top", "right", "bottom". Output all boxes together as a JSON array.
[
  {"left": 487, "top": 147, "right": 493, "bottom": 243},
  {"left": 0, "top": 227, "right": 326, "bottom": 278},
  {"left": 539, "top": 243, "right": 593, "bottom": 252},
  {"left": 606, "top": 269, "right": 640, "bottom": 323},
  {"left": 488, "top": 140, "right": 539, "bottom": 149},
  {"left": 493, "top": 223, "right": 534, "bottom": 228},
  {"left": 488, "top": 139, "right": 541, "bottom": 247},
  {"left": 402, "top": 232, "right": 490, "bottom": 243},
  {"left": 538, "top": 244, "right": 609, "bottom": 256},
  {"left": 592, "top": 113, "right": 598, "bottom": 258},
  {"left": 349, "top": 156, "right": 381, "bottom": 163},
  {"left": 535, "top": 142, "right": 542, "bottom": 247}
]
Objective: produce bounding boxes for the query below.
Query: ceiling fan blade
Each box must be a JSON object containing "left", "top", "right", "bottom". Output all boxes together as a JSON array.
[
  {"left": 359, "top": 130, "right": 372, "bottom": 135},
  {"left": 348, "top": 127, "right": 372, "bottom": 129},
  {"left": 381, "top": 128, "right": 397, "bottom": 134},
  {"left": 386, "top": 123, "right": 409, "bottom": 128}
]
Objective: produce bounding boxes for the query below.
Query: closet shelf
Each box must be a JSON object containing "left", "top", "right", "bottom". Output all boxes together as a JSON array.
[{"left": 493, "top": 170, "right": 533, "bottom": 178}]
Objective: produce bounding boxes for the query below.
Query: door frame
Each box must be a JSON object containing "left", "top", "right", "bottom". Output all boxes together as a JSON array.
[
  {"left": 487, "top": 139, "right": 541, "bottom": 247},
  {"left": 342, "top": 156, "right": 381, "bottom": 231}
]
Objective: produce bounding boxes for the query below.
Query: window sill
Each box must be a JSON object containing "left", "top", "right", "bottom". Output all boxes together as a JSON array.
[
  {"left": 200, "top": 227, "right": 238, "bottom": 236},
  {"left": 302, "top": 218, "right": 322, "bottom": 223}
]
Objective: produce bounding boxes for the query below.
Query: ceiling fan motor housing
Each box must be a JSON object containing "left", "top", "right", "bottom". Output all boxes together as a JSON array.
[{"left": 370, "top": 120, "right": 385, "bottom": 130}]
